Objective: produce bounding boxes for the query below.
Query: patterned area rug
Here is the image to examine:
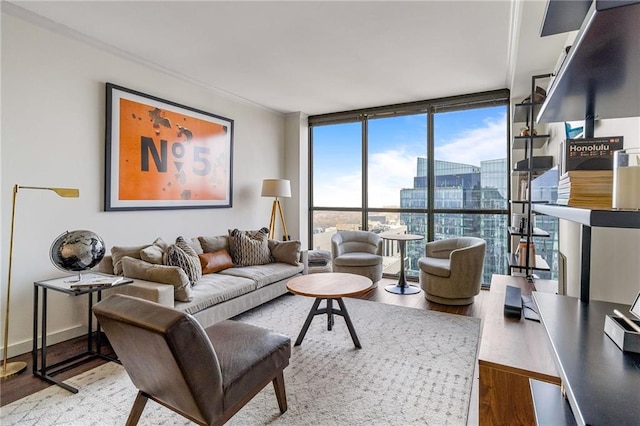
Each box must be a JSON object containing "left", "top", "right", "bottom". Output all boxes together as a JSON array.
[{"left": 2, "top": 295, "right": 480, "bottom": 425}]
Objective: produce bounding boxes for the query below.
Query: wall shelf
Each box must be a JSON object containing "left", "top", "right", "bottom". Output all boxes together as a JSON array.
[
  {"left": 537, "top": 2, "right": 640, "bottom": 124},
  {"left": 513, "top": 135, "right": 550, "bottom": 150},
  {"left": 508, "top": 254, "right": 550, "bottom": 272},
  {"left": 532, "top": 203, "right": 640, "bottom": 301},
  {"left": 508, "top": 227, "right": 550, "bottom": 238}
]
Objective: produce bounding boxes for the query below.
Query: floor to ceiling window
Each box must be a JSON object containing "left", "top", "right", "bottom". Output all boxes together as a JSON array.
[{"left": 309, "top": 90, "right": 511, "bottom": 285}]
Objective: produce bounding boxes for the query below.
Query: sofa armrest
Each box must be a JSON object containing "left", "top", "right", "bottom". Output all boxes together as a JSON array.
[{"left": 104, "top": 279, "right": 175, "bottom": 308}]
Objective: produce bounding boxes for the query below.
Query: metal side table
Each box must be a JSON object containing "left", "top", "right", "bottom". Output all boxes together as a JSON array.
[{"left": 32, "top": 273, "right": 132, "bottom": 393}]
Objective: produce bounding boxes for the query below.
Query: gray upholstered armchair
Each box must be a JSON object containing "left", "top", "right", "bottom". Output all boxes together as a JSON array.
[
  {"left": 93, "top": 294, "right": 291, "bottom": 426},
  {"left": 331, "top": 230, "right": 383, "bottom": 286},
  {"left": 418, "top": 237, "right": 486, "bottom": 305}
]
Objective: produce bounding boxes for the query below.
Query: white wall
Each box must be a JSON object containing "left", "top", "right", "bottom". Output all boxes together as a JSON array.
[
  {"left": 1, "top": 14, "right": 290, "bottom": 356},
  {"left": 544, "top": 116, "right": 640, "bottom": 304}
]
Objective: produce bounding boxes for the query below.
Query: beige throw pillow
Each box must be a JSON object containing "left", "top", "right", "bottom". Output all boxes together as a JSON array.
[
  {"left": 140, "top": 237, "right": 168, "bottom": 265},
  {"left": 268, "top": 239, "right": 301, "bottom": 266},
  {"left": 121, "top": 256, "right": 192, "bottom": 302},
  {"left": 111, "top": 244, "right": 149, "bottom": 275},
  {"left": 228, "top": 228, "right": 271, "bottom": 267}
]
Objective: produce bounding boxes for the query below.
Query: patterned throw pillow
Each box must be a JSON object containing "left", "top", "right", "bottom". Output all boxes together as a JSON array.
[
  {"left": 228, "top": 228, "right": 272, "bottom": 267},
  {"left": 165, "top": 236, "right": 202, "bottom": 285}
]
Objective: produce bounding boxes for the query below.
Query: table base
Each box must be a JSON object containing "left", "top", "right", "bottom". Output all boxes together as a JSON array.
[
  {"left": 385, "top": 283, "right": 421, "bottom": 295},
  {"left": 295, "top": 297, "right": 361, "bottom": 348}
]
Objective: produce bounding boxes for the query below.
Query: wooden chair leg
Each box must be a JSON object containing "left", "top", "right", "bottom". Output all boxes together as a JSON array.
[
  {"left": 272, "top": 372, "right": 288, "bottom": 413},
  {"left": 125, "top": 391, "right": 149, "bottom": 426}
]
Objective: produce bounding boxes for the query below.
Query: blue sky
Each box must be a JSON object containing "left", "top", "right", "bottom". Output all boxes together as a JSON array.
[{"left": 313, "top": 106, "right": 507, "bottom": 207}]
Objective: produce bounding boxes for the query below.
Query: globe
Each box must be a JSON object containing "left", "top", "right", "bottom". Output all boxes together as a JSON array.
[{"left": 50, "top": 230, "right": 106, "bottom": 273}]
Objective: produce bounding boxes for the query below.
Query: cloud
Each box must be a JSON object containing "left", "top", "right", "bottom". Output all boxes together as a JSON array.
[
  {"left": 435, "top": 116, "right": 507, "bottom": 165},
  {"left": 313, "top": 115, "right": 507, "bottom": 208}
]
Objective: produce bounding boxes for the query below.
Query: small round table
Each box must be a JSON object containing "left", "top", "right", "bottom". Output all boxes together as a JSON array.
[
  {"left": 286, "top": 272, "right": 372, "bottom": 348},
  {"left": 381, "top": 233, "right": 424, "bottom": 295}
]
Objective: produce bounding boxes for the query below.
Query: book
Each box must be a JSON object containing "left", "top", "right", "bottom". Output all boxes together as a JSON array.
[{"left": 563, "top": 136, "right": 623, "bottom": 173}]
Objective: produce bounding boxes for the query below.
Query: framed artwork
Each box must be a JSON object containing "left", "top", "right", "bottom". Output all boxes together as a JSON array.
[{"left": 105, "top": 83, "right": 233, "bottom": 211}]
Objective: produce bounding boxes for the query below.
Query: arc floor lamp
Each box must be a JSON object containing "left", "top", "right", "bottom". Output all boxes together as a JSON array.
[
  {"left": 261, "top": 179, "right": 291, "bottom": 241},
  {"left": 2, "top": 185, "right": 79, "bottom": 378}
]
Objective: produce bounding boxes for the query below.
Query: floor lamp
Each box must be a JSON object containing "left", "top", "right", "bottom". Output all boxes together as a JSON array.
[
  {"left": 1, "top": 185, "right": 79, "bottom": 379},
  {"left": 261, "top": 179, "right": 291, "bottom": 241}
]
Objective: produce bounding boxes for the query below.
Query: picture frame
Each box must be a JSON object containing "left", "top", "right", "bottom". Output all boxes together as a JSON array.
[{"left": 105, "top": 83, "right": 233, "bottom": 211}]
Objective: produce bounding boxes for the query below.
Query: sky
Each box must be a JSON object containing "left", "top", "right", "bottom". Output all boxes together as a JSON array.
[{"left": 313, "top": 105, "right": 507, "bottom": 207}]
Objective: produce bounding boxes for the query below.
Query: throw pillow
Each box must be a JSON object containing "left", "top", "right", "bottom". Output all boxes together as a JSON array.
[
  {"left": 268, "top": 239, "right": 301, "bottom": 266},
  {"left": 186, "top": 237, "right": 204, "bottom": 255},
  {"left": 198, "top": 235, "right": 229, "bottom": 253},
  {"left": 228, "top": 228, "right": 271, "bottom": 267},
  {"left": 111, "top": 244, "right": 149, "bottom": 275},
  {"left": 198, "top": 249, "right": 234, "bottom": 274},
  {"left": 165, "top": 237, "right": 202, "bottom": 285},
  {"left": 121, "top": 256, "right": 192, "bottom": 302},
  {"left": 140, "top": 237, "right": 168, "bottom": 265}
]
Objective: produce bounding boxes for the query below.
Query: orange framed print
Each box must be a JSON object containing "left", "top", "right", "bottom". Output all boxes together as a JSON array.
[{"left": 105, "top": 83, "right": 233, "bottom": 210}]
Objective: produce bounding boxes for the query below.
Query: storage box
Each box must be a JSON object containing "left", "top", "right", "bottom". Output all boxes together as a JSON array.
[{"left": 604, "top": 315, "right": 640, "bottom": 353}]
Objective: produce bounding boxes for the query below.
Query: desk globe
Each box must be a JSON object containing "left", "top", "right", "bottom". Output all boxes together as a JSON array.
[{"left": 50, "top": 230, "right": 106, "bottom": 278}]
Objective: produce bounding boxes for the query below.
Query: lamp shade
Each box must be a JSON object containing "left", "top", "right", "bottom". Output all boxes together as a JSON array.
[{"left": 261, "top": 179, "right": 291, "bottom": 198}]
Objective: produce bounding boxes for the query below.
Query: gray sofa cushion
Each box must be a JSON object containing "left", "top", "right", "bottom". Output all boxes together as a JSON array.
[
  {"left": 268, "top": 240, "right": 301, "bottom": 266},
  {"left": 219, "top": 263, "right": 303, "bottom": 289},
  {"left": 176, "top": 274, "right": 257, "bottom": 315},
  {"left": 198, "top": 235, "right": 230, "bottom": 253}
]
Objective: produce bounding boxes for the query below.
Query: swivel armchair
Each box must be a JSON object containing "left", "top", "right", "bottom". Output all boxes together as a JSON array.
[
  {"left": 331, "top": 230, "right": 383, "bottom": 286},
  {"left": 418, "top": 237, "right": 486, "bottom": 305}
]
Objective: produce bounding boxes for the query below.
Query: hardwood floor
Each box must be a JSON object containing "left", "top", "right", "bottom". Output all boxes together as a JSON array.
[{"left": 0, "top": 278, "right": 489, "bottom": 410}]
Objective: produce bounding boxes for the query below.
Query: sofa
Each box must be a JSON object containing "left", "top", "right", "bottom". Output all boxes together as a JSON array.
[{"left": 96, "top": 228, "right": 307, "bottom": 328}]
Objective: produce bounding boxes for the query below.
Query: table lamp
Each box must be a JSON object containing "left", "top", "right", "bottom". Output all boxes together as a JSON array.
[
  {"left": 261, "top": 179, "right": 291, "bottom": 241},
  {"left": 2, "top": 185, "right": 79, "bottom": 378}
]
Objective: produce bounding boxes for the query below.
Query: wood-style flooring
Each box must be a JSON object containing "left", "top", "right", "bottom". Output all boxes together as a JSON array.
[{"left": 1, "top": 278, "right": 489, "bottom": 409}]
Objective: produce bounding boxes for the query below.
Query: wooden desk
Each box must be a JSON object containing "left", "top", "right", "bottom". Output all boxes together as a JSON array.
[{"left": 478, "top": 275, "right": 560, "bottom": 425}]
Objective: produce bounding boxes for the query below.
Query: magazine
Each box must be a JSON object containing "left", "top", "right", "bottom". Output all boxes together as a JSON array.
[{"left": 67, "top": 273, "right": 132, "bottom": 290}]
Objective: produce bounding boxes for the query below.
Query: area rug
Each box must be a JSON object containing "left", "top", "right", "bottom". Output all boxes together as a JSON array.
[{"left": 2, "top": 295, "right": 480, "bottom": 425}]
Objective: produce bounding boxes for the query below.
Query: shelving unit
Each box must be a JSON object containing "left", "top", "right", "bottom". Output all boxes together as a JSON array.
[
  {"left": 509, "top": 74, "right": 553, "bottom": 280},
  {"left": 532, "top": 203, "right": 640, "bottom": 302}
]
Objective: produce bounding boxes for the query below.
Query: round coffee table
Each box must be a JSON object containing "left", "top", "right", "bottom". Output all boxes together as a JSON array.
[{"left": 286, "top": 272, "right": 372, "bottom": 348}]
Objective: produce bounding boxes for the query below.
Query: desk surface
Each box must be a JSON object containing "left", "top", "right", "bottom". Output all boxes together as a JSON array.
[
  {"left": 478, "top": 275, "right": 559, "bottom": 382},
  {"left": 533, "top": 292, "right": 640, "bottom": 426}
]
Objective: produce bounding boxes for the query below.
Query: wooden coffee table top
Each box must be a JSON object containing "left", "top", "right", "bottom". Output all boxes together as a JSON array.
[{"left": 287, "top": 272, "right": 372, "bottom": 298}]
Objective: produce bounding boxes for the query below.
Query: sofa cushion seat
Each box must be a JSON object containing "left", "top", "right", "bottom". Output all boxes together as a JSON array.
[
  {"left": 333, "top": 252, "right": 382, "bottom": 268},
  {"left": 418, "top": 257, "right": 451, "bottom": 278},
  {"left": 219, "top": 263, "right": 304, "bottom": 289},
  {"left": 175, "top": 274, "right": 256, "bottom": 315}
]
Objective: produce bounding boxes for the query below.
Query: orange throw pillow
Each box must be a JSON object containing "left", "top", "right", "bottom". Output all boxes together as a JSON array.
[{"left": 198, "top": 249, "right": 234, "bottom": 274}]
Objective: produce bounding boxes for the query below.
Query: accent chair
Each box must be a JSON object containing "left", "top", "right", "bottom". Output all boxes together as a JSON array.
[
  {"left": 418, "top": 237, "right": 486, "bottom": 305},
  {"left": 331, "top": 230, "right": 383, "bottom": 286},
  {"left": 93, "top": 294, "right": 291, "bottom": 426}
]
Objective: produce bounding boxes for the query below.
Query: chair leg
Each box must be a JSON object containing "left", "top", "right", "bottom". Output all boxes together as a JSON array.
[
  {"left": 125, "top": 391, "right": 149, "bottom": 426},
  {"left": 272, "top": 372, "right": 288, "bottom": 413}
]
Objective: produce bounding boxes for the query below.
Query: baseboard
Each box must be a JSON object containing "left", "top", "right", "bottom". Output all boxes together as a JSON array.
[{"left": 2, "top": 325, "right": 87, "bottom": 358}]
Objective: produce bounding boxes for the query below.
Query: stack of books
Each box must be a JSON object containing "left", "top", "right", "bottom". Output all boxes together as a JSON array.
[{"left": 556, "top": 170, "right": 613, "bottom": 209}]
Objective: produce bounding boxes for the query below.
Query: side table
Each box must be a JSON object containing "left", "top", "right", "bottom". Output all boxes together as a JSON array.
[
  {"left": 32, "top": 273, "right": 132, "bottom": 393},
  {"left": 380, "top": 233, "right": 424, "bottom": 294}
]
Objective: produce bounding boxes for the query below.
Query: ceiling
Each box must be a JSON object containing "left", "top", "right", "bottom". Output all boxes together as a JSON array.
[{"left": 4, "top": 1, "right": 570, "bottom": 116}]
